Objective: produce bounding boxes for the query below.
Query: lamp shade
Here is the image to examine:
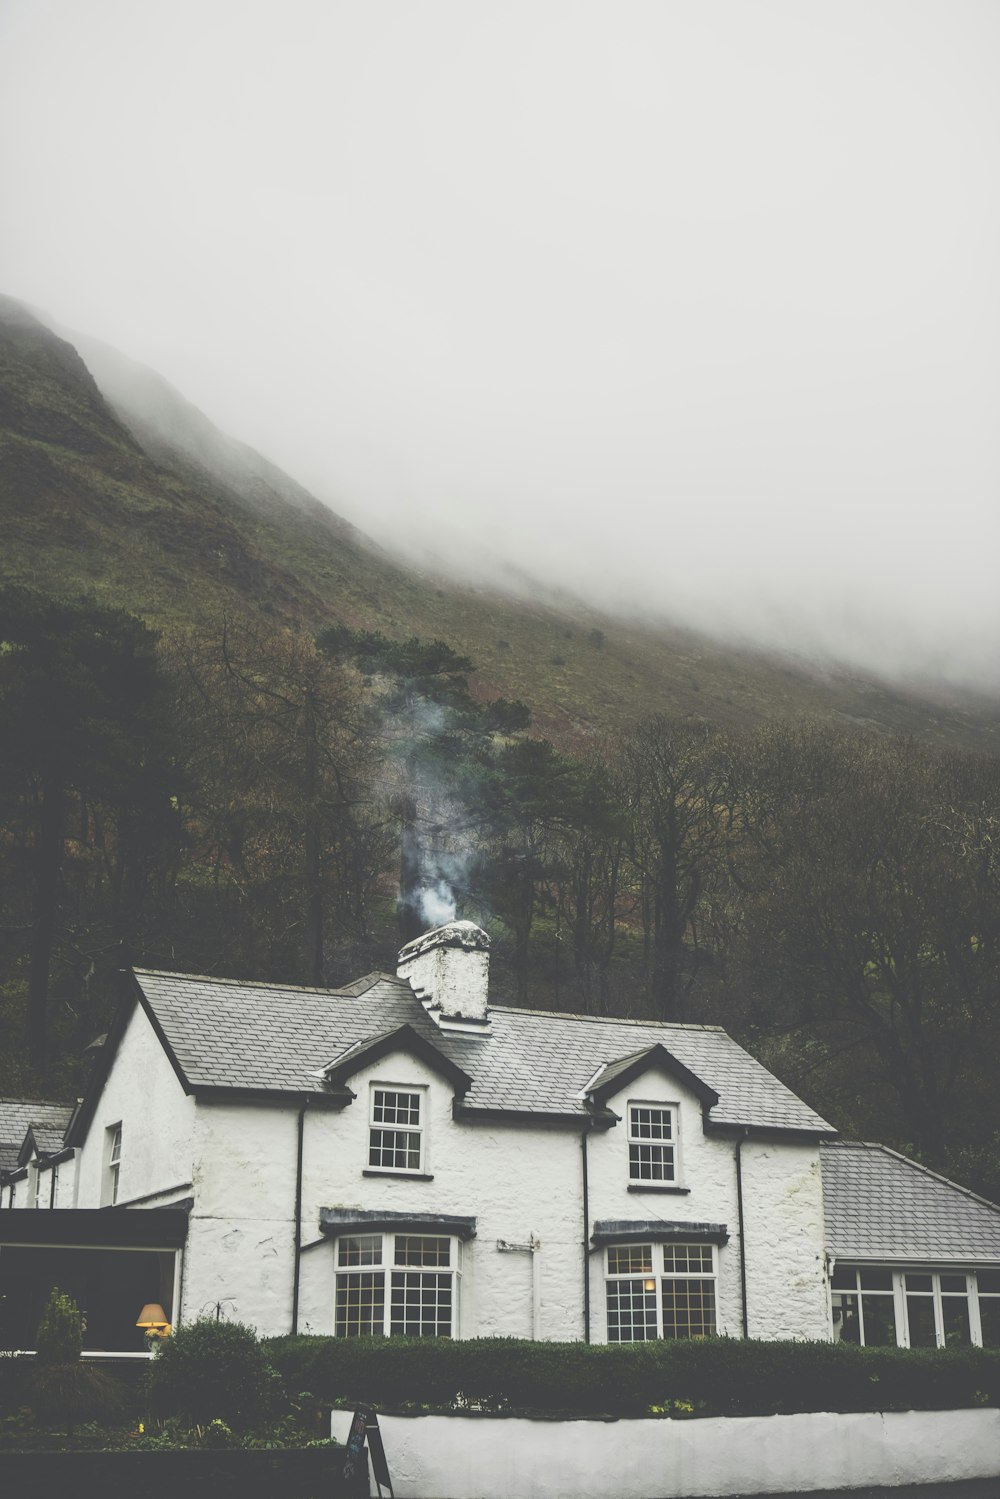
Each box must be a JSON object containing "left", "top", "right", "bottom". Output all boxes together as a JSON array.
[{"left": 136, "top": 1303, "right": 169, "bottom": 1328}]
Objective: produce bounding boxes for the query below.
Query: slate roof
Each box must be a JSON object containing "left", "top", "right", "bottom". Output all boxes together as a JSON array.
[
  {"left": 0, "top": 1099, "right": 73, "bottom": 1175},
  {"left": 821, "top": 1141, "right": 1000, "bottom": 1265},
  {"left": 133, "top": 968, "right": 834, "bottom": 1135}
]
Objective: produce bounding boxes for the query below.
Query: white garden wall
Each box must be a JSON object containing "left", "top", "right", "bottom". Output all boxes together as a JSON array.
[{"left": 331, "top": 1407, "right": 1000, "bottom": 1499}]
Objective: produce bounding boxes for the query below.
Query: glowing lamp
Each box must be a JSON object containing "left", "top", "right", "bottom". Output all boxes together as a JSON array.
[
  {"left": 643, "top": 1279, "right": 657, "bottom": 1293},
  {"left": 136, "top": 1303, "right": 171, "bottom": 1340}
]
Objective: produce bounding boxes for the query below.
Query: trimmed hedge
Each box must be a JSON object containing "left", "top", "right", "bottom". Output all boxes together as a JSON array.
[{"left": 263, "top": 1335, "right": 1000, "bottom": 1418}]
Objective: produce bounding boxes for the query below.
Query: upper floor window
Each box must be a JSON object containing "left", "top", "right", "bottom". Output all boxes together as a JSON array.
[
  {"left": 105, "top": 1123, "right": 122, "bottom": 1205},
  {"left": 369, "top": 1087, "right": 423, "bottom": 1173},
  {"left": 33, "top": 1165, "right": 44, "bottom": 1210},
  {"left": 627, "top": 1102, "right": 677, "bottom": 1185},
  {"left": 832, "top": 1265, "right": 1000, "bottom": 1348},
  {"left": 606, "top": 1241, "right": 716, "bottom": 1342},
  {"left": 335, "top": 1232, "right": 460, "bottom": 1338}
]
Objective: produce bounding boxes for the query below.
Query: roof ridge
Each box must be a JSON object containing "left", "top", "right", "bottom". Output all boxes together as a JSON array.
[
  {"left": 134, "top": 967, "right": 402, "bottom": 997},
  {"left": 490, "top": 1005, "right": 725, "bottom": 1031},
  {"left": 827, "top": 1139, "right": 1000, "bottom": 1215}
]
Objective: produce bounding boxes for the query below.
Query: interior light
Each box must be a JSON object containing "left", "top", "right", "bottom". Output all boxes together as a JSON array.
[
  {"left": 136, "top": 1302, "right": 171, "bottom": 1340},
  {"left": 644, "top": 1279, "right": 657, "bottom": 1292}
]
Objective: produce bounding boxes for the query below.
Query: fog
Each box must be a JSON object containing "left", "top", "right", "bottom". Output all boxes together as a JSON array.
[{"left": 2, "top": 1, "right": 998, "bottom": 692}]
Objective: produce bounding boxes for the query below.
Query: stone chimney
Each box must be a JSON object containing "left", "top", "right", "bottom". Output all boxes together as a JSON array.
[{"left": 397, "top": 921, "right": 491, "bottom": 1032}]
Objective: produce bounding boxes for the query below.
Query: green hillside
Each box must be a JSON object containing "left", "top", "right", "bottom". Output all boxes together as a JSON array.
[{"left": 3, "top": 293, "right": 998, "bottom": 752}]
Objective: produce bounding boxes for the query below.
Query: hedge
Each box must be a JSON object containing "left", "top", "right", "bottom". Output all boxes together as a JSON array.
[{"left": 263, "top": 1335, "right": 1000, "bottom": 1418}]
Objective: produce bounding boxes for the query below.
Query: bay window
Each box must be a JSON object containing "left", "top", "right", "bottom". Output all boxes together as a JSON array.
[
  {"left": 335, "top": 1232, "right": 460, "bottom": 1338},
  {"left": 606, "top": 1242, "right": 716, "bottom": 1341}
]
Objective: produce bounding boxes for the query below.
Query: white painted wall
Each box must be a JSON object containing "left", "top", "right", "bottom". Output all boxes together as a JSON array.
[
  {"left": 586, "top": 1066, "right": 743, "bottom": 1339},
  {"left": 73, "top": 1003, "right": 195, "bottom": 1211},
  {"left": 741, "top": 1139, "right": 829, "bottom": 1340},
  {"left": 182, "top": 1100, "right": 299, "bottom": 1330},
  {"left": 43, "top": 999, "right": 831, "bottom": 1344},
  {"left": 331, "top": 1407, "right": 1000, "bottom": 1499}
]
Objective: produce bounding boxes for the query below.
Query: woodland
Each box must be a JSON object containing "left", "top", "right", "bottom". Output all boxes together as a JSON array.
[{"left": 2, "top": 586, "right": 998, "bottom": 1203}]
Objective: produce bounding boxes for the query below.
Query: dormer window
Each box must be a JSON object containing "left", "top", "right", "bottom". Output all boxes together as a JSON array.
[
  {"left": 628, "top": 1102, "right": 677, "bottom": 1185},
  {"left": 369, "top": 1087, "right": 424, "bottom": 1173}
]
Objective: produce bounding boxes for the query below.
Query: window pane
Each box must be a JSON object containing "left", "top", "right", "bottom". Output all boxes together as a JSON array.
[
  {"left": 831, "top": 1266, "right": 858, "bottom": 1291},
  {"left": 977, "top": 1271, "right": 1000, "bottom": 1295},
  {"left": 662, "top": 1278, "right": 716, "bottom": 1339},
  {"left": 628, "top": 1142, "right": 675, "bottom": 1181},
  {"left": 979, "top": 1298, "right": 1000, "bottom": 1348},
  {"left": 629, "top": 1106, "right": 672, "bottom": 1141},
  {"left": 389, "top": 1272, "right": 452, "bottom": 1337},
  {"left": 906, "top": 1295, "right": 938, "bottom": 1348},
  {"left": 607, "top": 1245, "right": 652, "bottom": 1276},
  {"left": 860, "top": 1294, "right": 897, "bottom": 1346},
  {"left": 336, "top": 1273, "right": 384, "bottom": 1337},
  {"left": 338, "top": 1235, "right": 382, "bottom": 1267},
  {"left": 369, "top": 1128, "right": 422, "bottom": 1170},
  {"left": 905, "top": 1273, "right": 933, "bottom": 1293},
  {"left": 833, "top": 1292, "right": 860, "bottom": 1342},
  {"left": 940, "top": 1275, "right": 967, "bottom": 1295},
  {"left": 859, "top": 1269, "right": 893, "bottom": 1291},
  {"left": 942, "top": 1295, "right": 971, "bottom": 1346},
  {"left": 663, "top": 1245, "right": 713, "bottom": 1275},
  {"left": 395, "top": 1235, "right": 450, "bottom": 1267},
  {"left": 607, "top": 1279, "right": 657, "bottom": 1342},
  {"left": 373, "top": 1090, "right": 420, "bottom": 1125}
]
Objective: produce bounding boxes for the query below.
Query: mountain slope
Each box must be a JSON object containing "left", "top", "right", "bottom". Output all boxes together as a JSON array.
[{"left": 3, "top": 293, "right": 999, "bottom": 751}]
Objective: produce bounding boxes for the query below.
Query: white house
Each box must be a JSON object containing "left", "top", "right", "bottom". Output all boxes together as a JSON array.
[{"left": 2, "top": 921, "right": 999, "bottom": 1356}]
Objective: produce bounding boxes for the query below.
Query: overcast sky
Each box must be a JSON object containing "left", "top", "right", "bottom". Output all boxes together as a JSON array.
[{"left": 1, "top": 1, "right": 998, "bottom": 690}]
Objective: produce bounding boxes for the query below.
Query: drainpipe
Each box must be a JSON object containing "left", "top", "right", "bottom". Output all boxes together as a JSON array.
[
  {"left": 735, "top": 1130, "right": 749, "bottom": 1338},
  {"left": 291, "top": 1100, "right": 307, "bottom": 1335},
  {"left": 530, "top": 1235, "right": 542, "bottom": 1340},
  {"left": 581, "top": 1123, "right": 592, "bottom": 1343}
]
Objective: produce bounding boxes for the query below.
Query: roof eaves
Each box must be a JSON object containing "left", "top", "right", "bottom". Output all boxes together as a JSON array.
[{"left": 454, "top": 1101, "right": 617, "bottom": 1130}]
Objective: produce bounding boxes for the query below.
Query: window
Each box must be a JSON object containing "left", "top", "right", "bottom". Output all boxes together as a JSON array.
[
  {"left": 105, "top": 1123, "right": 122, "bottom": 1205},
  {"left": 335, "top": 1233, "right": 460, "bottom": 1338},
  {"left": 32, "top": 1165, "right": 44, "bottom": 1210},
  {"left": 606, "top": 1242, "right": 716, "bottom": 1341},
  {"left": 832, "top": 1265, "right": 1000, "bottom": 1348},
  {"left": 627, "top": 1103, "right": 677, "bottom": 1184},
  {"left": 369, "top": 1087, "right": 424, "bottom": 1173}
]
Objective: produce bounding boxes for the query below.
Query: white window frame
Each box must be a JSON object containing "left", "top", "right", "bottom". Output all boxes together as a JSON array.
[
  {"left": 605, "top": 1241, "right": 717, "bottom": 1342},
  {"left": 831, "top": 1264, "right": 1000, "bottom": 1349},
  {"left": 104, "top": 1122, "right": 122, "bottom": 1205},
  {"left": 627, "top": 1101, "right": 679, "bottom": 1185},
  {"left": 334, "top": 1232, "right": 461, "bottom": 1338},
  {"left": 32, "top": 1163, "right": 44, "bottom": 1210},
  {"left": 368, "top": 1085, "right": 426, "bottom": 1175}
]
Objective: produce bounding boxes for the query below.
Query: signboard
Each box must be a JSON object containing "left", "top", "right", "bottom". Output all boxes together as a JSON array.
[{"left": 342, "top": 1404, "right": 394, "bottom": 1498}]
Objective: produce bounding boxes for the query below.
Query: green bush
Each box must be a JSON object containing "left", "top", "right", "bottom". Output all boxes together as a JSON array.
[
  {"left": 34, "top": 1288, "right": 84, "bottom": 1366},
  {"left": 147, "top": 1318, "right": 282, "bottom": 1431},
  {"left": 263, "top": 1335, "right": 1000, "bottom": 1419}
]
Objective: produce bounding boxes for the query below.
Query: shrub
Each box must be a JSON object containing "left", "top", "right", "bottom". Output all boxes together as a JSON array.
[
  {"left": 27, "top": 1363, "right": 128, "bottom": 1427},
  {"left": 263, "top": 1335, "right": 1000, "bottom": 1419},
  {"left": 34, "top": 1288, "right": 84, "bottom": 1366},
  {"left": 147, "top": 1318, "right": 282, "bottom": 1430}
]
